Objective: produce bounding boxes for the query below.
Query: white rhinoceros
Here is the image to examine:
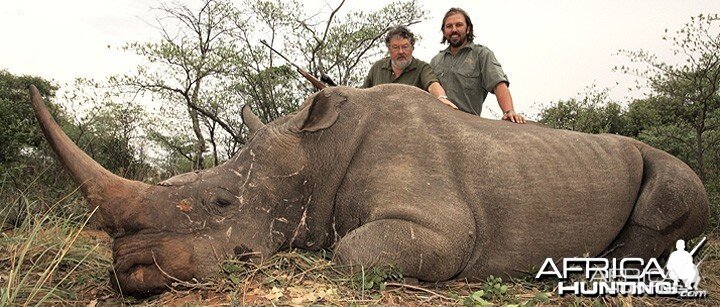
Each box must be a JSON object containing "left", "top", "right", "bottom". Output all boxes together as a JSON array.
[{"left": 28, "top": 84, "right": 708, "bottom": 296}]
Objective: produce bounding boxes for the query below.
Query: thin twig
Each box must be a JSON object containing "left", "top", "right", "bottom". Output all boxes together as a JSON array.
[{"left": 385, "top": 282, "right": 455, "bottom": 301}]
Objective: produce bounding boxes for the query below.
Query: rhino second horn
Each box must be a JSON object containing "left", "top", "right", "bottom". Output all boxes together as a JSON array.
[
  {"left": 242, "top": 104, "right": 264, "bottom": 135},
  {"left": 27, "top": 85, "right": 149, "bottom": 220}
]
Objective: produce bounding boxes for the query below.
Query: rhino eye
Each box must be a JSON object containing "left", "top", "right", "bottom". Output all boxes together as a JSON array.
[
  {"left": 208, "top": 187, "right": 235, "bottom": 208},
  {"left": 212, "top": 198, "right": 232, "bottom": 207}
]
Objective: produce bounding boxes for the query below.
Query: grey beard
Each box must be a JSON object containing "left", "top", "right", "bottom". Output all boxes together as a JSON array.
[{"left": 392, "top": 57, "right": 413, "bottom": 70}]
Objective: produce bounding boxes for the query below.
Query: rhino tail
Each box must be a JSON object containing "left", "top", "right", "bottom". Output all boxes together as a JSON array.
[{"left": 604, "top": 139, "right": 709, "bottom": 259}]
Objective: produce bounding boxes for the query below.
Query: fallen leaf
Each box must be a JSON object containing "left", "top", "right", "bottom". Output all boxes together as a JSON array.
[{"left": 263, "top": 286, "right": 284, "bottom": 301}]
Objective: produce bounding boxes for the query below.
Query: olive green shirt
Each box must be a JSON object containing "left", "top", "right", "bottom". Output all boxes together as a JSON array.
[
  {"left": 430, "top": 44, "right": 509, "bottom": 116},
  {"left": 362, "top": 57, "right": 440, "bottom": 90}
]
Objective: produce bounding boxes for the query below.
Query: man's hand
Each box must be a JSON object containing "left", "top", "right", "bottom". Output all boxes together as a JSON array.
[
  {"left": 494, "top": 82, "right": 524, "bottom": 123},
  {"left": 438, "top": 97, "right": 458, "bottom": 110},
  {"left": 502, "top": 110, "right": 525, "bottom": 124},
  {"left": 427, "top": 82, "right": 457, "bottom": 110}
]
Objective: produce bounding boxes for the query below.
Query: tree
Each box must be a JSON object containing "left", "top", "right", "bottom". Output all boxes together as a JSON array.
[
  {"left": 536, "top": 84, "right": 629, "bottom": 135},
  {"left": 0, "top": 72, "right": 151, "bottom": 226},
  {"left": 115, "top": 0, "right": 426, "bottom": 172},
  {"left": 61, "top": 78, "right": 152, "bottom": 180},
  {"left": 115, "top": 0, "right": 243, "bottom": 170},
  {"left": 288, "top": 0, "right": 426, "bottom": 86},
  {"left": 616, "top": 14, "right": 720, "bottom": 183},
  {"left": 226, "top": 0, "right": 426, "bottom": 126},
  {"left": 0, "top": 71, "right": 68, "bottom": 226},
  {"left": 0, "top": 70, "right": 58, "bottom": 164}
]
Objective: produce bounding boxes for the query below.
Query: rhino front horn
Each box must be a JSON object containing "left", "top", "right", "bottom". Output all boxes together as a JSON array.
[{"left": 28, "top": 85, "right": 149, "bottom": 228}]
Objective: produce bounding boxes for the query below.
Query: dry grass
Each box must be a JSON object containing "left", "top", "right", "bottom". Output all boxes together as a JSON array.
[
  {"left": 137, "top": 242, "right": 719, "bottom": 307},
  {"left": 2, "top": 224, "right": 718, "bottom": 306},
  {"left": 1, "top": 195, "right": 718, "bottom": 306},
  {"left": 0, "top": 201, "right": 114, "bottom": 306}
]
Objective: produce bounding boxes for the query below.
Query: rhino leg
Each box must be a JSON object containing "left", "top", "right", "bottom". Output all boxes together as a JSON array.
[
  {"left": 604, "top": 142, "right": 708, "bottom": 259},
  {"left": 332, "top": 219, "right": 467, "bottom": 281}
]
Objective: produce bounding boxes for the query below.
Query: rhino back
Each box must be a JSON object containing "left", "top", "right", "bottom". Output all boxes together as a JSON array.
[{"left": 325, "top": 85, "right": 643, "bottom": 278}]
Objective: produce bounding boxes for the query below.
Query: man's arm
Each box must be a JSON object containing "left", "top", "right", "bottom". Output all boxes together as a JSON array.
[
  {"left": 494, "top": 82, "right": 525, "bottom": 124},
  {"left": 418, "top": 63, "right": 456, "bottom": 110},
  {"left": 427, "top": 82, "right": 458, "bottom": 109}
]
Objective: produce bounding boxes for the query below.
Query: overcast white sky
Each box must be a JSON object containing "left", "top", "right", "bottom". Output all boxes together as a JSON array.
[{"left": 2, "top": 0, "right": 719, "bottom": 118}]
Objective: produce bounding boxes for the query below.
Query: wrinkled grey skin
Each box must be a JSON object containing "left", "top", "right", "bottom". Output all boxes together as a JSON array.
[{"left": 29, "top": 84, "right": 708, "bottom": 296}]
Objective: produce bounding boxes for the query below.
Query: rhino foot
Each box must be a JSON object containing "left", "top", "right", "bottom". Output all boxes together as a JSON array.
[{"left": 332, "top": 219, "right": 469, "bottom": 281}]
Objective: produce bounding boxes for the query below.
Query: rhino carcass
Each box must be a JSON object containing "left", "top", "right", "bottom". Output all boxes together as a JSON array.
[{"left": 28, "top": 84, "right": 708, "bottom": 296}]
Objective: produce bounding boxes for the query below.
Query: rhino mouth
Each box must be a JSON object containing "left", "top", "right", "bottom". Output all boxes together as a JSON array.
[{"left": 111, "top": 234, "right": 198, "bottom": 296}]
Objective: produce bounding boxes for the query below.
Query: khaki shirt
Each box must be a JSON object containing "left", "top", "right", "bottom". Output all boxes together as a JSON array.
[
  {"left": 430, "top": 44, "right": 509, "bottom": 115},
  {"left": 362, "top": 57, "right": 439, "bottom": 90}
]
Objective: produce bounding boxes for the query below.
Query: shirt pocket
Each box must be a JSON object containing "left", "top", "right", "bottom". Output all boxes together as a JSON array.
[
  {"left": 456, "top": 69, "right": 483, "bottom": 98},
  {"left": 432, "top": 65, "right": 447, "bottom": 79}
]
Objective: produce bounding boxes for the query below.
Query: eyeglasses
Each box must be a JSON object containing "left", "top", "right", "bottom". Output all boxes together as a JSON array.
[{"left": 389, "top": 44, "right": 413, "bottom": 52}]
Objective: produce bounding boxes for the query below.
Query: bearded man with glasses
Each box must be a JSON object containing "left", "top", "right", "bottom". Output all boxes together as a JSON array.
[{"left": 362, "top": 25, "right": 457, "bottom": 110}]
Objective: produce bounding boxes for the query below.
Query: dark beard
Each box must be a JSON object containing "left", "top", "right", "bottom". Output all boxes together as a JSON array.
[
  {"left": 447, "top": 33, "right": 465, "bottom": 47},
  {"left": 449, "top": 39, "right": 464, "bottom": 47}
]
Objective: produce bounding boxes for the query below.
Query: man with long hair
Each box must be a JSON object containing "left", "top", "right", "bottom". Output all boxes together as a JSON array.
[{"left": 430, "top": 8, "right": 525, "bottom": 123}]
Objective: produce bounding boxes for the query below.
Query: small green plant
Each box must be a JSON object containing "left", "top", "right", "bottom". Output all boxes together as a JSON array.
[
  {"left": 463, "top": 290, "right": 492, "bottom": 306},
  {"left": 353, "top": 265, "right": 403, "bottom": 291},
  {"left": 221, "top": 259, "right": 248, "bottom": 286},
  {"left": 462, "top": 275, "right": 518, "bottom": 306},
  {"left": 482, "top": 275, "right": 510, "bottom": 300},
  {"left": 518, "top": 291, "right": 551, "bottom": 306}
]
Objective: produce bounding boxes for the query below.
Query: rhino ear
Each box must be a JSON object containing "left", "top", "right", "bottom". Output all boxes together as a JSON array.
[
  {"left": 242, "top": 104, "right": 265, "bottom": 135},
  {"left": 291, "top": 91, "right": 346, "bottom": 133}
]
